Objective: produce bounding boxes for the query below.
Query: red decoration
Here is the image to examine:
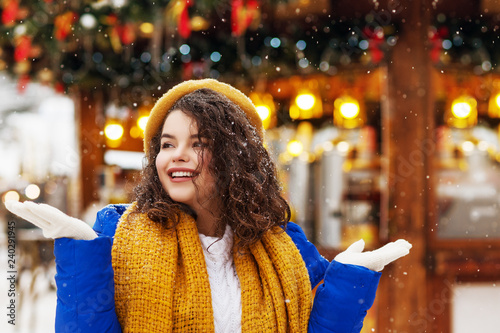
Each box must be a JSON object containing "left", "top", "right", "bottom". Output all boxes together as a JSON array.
[
  {"left": 117, "top": 23, "right": 136, "bottom": 45},
  {"left": 104, "top": 13, "right": 118, "bottom": 26},
  {"left": 2, "top": 0, "right": 19, "bottom": 26},
  {"left": 231, "top": 0, "right": 258, "bottom": 36},
  {"left": 54, "top": 81, "right": 65, "bottom": 94},
  {"left": 362, "top": 26, "right": 384, "bottom": 64},
  {"left": 182, "top": 61, "right": 193, "bottom": 81},
  {"left": 54, "top": 11, "right": 78, "bottom": 41},
  {"left": 17, "top": 74, "right": 30, "bottom": 93},
  {"left": 178, "top": 0, "right": 193, "bottom": 39},
  {"left": 429, "top": 26, "right": 449, "bottom": 63},
  {"left": 14, "top": 35, "right": 31, "bottom": 62}
]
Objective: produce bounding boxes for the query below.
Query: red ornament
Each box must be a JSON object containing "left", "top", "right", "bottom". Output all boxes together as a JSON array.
[
  {"left": 362, "top": 26, "right": 385, "bottom": 64},
  {"left": 14, "top": 35, "right": 31, "bottom": 62},
  {"left": 117, "top": 23, "right": 136, "bottom": 45},
  {"left": 2, "top": 0, "right": 19, "bottom": 26},
  {"left": 54, "top": 81, "right": 65, "bottom": 94},
  {"left": 54, "top": 11, "right": 78, "bottom": 41},
  {"left": 182, "top": 61, "right": 193, "bottom": 80},
  {"left": 231, "top": 0, "right": 258, "bottom": 36},
  {"left": 17, "top": 74, "right": 30, "bottom": 93},
  {"left": 104, "top": 13, "right": 119, "bottom": 26},
  {"left": 429, "top": 26, "right": 444, "bottom": 64},
  {"left": 178, "top": 0, "right": 193, "bottom": 39}
]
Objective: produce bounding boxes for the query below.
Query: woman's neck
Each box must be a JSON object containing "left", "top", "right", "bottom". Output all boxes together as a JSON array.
[{"left": 195, "top": 206, "right": 224, "bottom": 237}]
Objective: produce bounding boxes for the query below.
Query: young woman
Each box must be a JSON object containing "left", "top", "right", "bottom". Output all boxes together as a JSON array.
[{"left": 6, "top": 79, "right": 411, "bottom": 333}]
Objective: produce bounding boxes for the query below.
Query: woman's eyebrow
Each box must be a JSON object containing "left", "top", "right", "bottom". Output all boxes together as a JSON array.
[{"left": 160, "top": 133, "right": 200, "bottom": 139}]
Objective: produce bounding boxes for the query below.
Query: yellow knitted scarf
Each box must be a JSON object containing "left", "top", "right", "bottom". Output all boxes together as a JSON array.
[{"left": 111, "top": 204, "right": 312, "bottom": 332}]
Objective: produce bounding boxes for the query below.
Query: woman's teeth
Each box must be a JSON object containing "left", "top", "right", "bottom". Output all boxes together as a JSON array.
[{"left": 171, "top": 171, "right": 194, "bottom": 178}]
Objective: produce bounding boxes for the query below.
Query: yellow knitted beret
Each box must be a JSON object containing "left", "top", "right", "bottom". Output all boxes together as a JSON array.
[{"left": 144, "top": 79, "right": 264, "bottom": 154}]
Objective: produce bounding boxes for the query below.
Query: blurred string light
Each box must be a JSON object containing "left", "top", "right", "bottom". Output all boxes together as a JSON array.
[
  {"left": 482, "top": 61, "right": 492, "bottom": 72},
  {"left": 442, "top": 39, "right": 452, "bottom": 50},
  {"left": 25, "top": 184, "right": 41, "bottom": 200},
  {"left": 179, "top": 44, "right": 190, "bottom": 55},
  {"left": 251, "top": 56, "right": 262, "bottom": 66},
  {"left": 337, "top": 141, "right": 350, "bottom": 153},
  {"left": 190, "top": 16, "right": 210, "bottom": 31},
  {"left": 139, "top": 22, "right": 154, "bottom": 36},
  {"left": 446, "top": 95, "right": 477, "bottom": 128},
  {"left": 80, "top": 13, "right": 97, "bottom": 29},
  {"left": 461, "top": 140, "right": 475, "bottom": 152},
  {"left": 488, "top": 91, "right": 500, "bottom": 118},
  {"left": 130, "top": 106, "right": 149, "bottom": 139},
  {"left": 210, "top": 51, "right": 222, "bottom": 62},
  {"left": 140, "top": 52, "right": 152, "bottom": 63},
  {"left": 296, "top": 40, "right": 306, "bottom": 50},
  {"left": 359, "top": 40, "right": 369, "bottom": 50},
  {"left": 298, "top": 58, "right": 309, "bottom": 69},
  {"left": 111, "top": 0, "right": 127, "bottom": 8},
  {"left": 270, "top": 37, "right": 281, "bottom": 48},
  {"left": 137, "top": 115, "right": 148, "bottom": 131},
  {"left": 488, "top": 89, "right": 500, "bottom": 118},
  {"left": 2, "top": 191, "right": 20, "bottom": 203}
]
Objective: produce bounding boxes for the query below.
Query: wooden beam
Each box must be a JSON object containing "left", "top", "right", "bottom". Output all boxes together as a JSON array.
[
  {"left": 378, "top": 0, "right": 434, "bottom": 331},
  {"left": 73, "top": 88, "right": 105, "bottom": 213}
]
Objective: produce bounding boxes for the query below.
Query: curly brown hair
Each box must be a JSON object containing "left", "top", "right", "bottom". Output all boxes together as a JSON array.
[{"left": 133, "top": 88, "right": 290, "bottom": 248}]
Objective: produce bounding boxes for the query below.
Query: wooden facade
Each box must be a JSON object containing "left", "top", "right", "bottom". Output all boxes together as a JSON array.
[{"left": 74, "top": 1, "right": 500, "bottom": 331}]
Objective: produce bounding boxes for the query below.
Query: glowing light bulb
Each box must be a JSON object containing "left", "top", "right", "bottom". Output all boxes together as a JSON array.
[
  {"left": 287, "top": 140, "right": 303, "bottom": 157},
  {"left": 104, "top": 123, "right": 124, "bottom": 141},
  {"left": 139, "top": 22, "right": 154, "bottom": 35},
  {"left": 295, "top": 93, "right": 315, "bottom": 110},
  {"left": 452, "top": 102, "right": 472, "bottom": 119},
  {"left": 462, "top": 141, "right": 475, "bottom": 152},
  {"left": 340, "top": 102, "right": 360, "bottom": 119},
  {"left": 495, "top": 93, "right": 500, "bottom": 109},
  {"left": 25, "top": 184, "right": 41, "bottom": 200},
  {"left": 256, "top": 105, "right": 271, "bottom": 121},
  {"left": 337, "top": 141, "right": 350, "bottom": 153},
  {"left": 137, "top": 116, "right": 149, "bottom": 131}
]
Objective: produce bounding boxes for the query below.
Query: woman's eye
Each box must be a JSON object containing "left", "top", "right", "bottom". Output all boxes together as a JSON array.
[
  {"left": 193, "top": 141, "right": 206, "bottom": 148},
  {"left": 161, "top": 142, "right": 173, "bottom": 149}
]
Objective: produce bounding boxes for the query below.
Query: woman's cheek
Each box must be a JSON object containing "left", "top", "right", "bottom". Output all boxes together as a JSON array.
[{"left": 155, "top": 152, "right": 167, "bottom": 173}]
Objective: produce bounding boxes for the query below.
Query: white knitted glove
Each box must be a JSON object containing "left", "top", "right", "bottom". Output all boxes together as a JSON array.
[
  {"left": 334, "top": 239, "right": 412, "bottom": 272},
  {"left": 5, "top": 201, "right": 97, "bottom": 240}
]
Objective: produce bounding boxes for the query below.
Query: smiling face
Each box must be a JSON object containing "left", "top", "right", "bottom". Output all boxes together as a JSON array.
[{"left": 155, "top": 110, "right": 217, "bottom": 213}]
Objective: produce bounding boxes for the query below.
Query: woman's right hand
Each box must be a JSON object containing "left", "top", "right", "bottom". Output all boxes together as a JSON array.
[{"left": 5, "top": 201, "right": 97, "bottom": 240}]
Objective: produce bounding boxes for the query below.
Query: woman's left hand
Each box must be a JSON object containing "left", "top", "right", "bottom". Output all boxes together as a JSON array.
[{"left": 334, "top": 239, "right": 412, "bottom": 272}]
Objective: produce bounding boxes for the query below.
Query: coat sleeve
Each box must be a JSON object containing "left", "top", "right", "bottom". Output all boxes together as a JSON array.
[
  {"left": 54, "top": 204, "right": 128, "bottom": 333},
  {"left": 286, "top": 222, "right": 381, "bottom": 333}
]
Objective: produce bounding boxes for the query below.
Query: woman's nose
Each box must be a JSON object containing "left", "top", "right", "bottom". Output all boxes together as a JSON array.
[{"left": 172, "top": 145, "right": 190, "bottom": 162}]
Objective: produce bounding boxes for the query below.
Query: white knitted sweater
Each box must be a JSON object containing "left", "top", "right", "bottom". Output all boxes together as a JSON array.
[{"left": 199, "top": 226, "right": 242, "bottom": 333}]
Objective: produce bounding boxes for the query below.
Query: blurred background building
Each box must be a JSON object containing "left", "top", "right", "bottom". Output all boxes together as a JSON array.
[{"left": 2, "top": 0, "right": 500, "bottom": 332}]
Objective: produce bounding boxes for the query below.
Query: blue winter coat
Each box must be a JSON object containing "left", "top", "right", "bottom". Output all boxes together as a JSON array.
[{"left": 53, "top": 204, "right": 381, "bottom": 333}]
